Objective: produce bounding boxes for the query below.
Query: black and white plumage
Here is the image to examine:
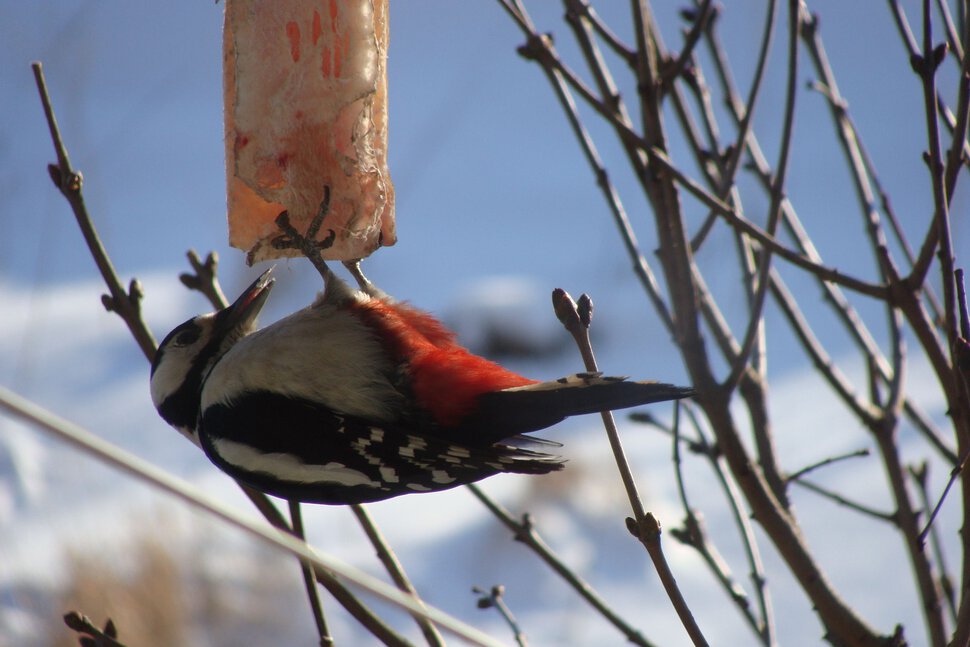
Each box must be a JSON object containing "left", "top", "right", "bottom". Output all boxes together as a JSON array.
[
  {"left": 149, "top": 270, "right": 274, "bottom": 440},
  {"left": 150, "top": 268, "right": 694, "bottom": 504}
]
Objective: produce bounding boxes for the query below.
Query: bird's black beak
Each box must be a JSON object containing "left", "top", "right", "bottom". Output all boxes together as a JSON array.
[{"left": 222, "top": 267, "right": 275, "bottom": 333}]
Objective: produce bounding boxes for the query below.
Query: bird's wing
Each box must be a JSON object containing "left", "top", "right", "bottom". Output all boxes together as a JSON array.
[{"left": 199, "top": 391, "right": 563, "bottom": 505}]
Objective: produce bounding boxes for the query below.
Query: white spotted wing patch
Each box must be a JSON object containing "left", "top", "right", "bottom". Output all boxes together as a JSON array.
[
  {"left": 379, "top": 466, "right": 400, "bottom": 483},
  {"left": 431, "top": 470, "right": 455, "bottom": 484}
]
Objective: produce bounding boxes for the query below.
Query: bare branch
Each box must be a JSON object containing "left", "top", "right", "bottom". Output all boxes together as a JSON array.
[
  {"left": 467, "top": 484, "right": 655, "bottom": 647},
  {"left": 791, "top": 479, "right": 897, "bottom": 525},
  {"left": 660, "top": 1, "right": 716, "bottom": 89},
  {"left": 722, "top": 0, "right": 796, "bottom": 392},
  {"left": 671, "top": 406, "right": 775, "bottom": 645},
  {"left": 473, "top": 585, "right": 528, "bottom": 647},
  {"left": 517, "top": 16, "right": 676, "bottom": 332},
  {"left": 909, "top": 462, "right": 958, "bottom": 623},
  {"left": 63, "top": 612, "right": 127, "bottom": 647},
  {"left": 351, "top": 505, "right": 446, "bottom": 647},
  {"left": 553, "top": 289, "right": 649, "bottom": 525},
  {"left": 32, "top": 62, "right": 157, "bottom": 362},
  {"left": 506, "top": 14, "right": 889, "bottom": 299},
  {"left": 628, "top": 513, "right": 710, "bottom": 647},
  {"left": 180, "top": 250, "right": 228, "bottom": 309},
  {"left": 497, "top": 4, "right": 898, "bottom": 642},
  {"left": 787, "top": 449, "right": 871, "bottom": 482},
  {"left": 288, "top": 500, "right": 333, "bottom": 646}
]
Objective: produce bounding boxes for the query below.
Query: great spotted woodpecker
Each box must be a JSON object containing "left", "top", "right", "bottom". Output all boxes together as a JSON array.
[{"left": 150, "top": 267, "right": 694, "bottom": 504}]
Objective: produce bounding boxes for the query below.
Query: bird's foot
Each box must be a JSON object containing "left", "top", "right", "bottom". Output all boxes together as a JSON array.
[
  {"left": 272, "top": 186, "right": 336, "bottom": 284},
  {"left": 342, "top": 259, "right": 380, "bottom": 296}
]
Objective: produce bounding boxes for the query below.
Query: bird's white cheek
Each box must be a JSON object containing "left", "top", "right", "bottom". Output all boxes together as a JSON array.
[{"left": 150, "top": 356, "right": 189, "bottom": 409}]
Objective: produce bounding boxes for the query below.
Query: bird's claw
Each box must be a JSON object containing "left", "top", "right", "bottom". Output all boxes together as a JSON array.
[{"left": 269, "top": 188, "right": 338, "bottom": 284}]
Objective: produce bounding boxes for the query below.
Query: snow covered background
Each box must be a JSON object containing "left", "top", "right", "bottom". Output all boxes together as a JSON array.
[{"left": 1, "top": 2, "right": 966, "bottom": 645}]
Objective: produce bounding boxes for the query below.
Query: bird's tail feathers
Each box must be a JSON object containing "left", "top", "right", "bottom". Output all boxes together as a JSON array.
[
  {"left": 501, "top": 373, "right": 694, "bottom": 417},
  {"left": 499, "top": 434, "right": 563, "bottom": 451},
  {"left": 491, "top": 442, "right": 566, "bottom": 475}
]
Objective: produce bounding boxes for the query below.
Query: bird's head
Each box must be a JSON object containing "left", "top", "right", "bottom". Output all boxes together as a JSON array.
[{"left": 150, "top": 269, "right": 274, "bottom": 438}]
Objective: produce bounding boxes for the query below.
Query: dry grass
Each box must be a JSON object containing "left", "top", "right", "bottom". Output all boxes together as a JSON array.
[
  {"left": 41, "top": 515, "right": 317, "bottom": 647},
  {"left": 47, "top": 534, "right": 186, "bottom": 647}
]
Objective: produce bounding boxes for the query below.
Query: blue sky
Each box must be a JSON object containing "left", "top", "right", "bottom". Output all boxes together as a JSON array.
[
  {"left": 4, "top": 2, "right": 961, "bottom": 400},
  {"left": 2, "top": 3, "right": 960, "bottom": 379},
  {"left": 1, "top": 3, "right": 966, "bottom": 644}
]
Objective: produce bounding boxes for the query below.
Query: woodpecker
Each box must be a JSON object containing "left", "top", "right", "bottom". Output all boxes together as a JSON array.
[{"left": 150, "top": 267, "right": 694, "bottom": 505}]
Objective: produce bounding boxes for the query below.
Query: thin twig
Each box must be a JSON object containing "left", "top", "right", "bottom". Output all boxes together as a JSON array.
[
  {"left": 578, "top": 1, "right": 635, "bottom": 62},
  {"left": 920, "top": 446, "right": 970, "bottom": 545},
  {"left": 473, "top": 585, "right": 528, "bottom": 647},
  {"left": 959, "top": 268, "right": 970, "bottom": 343},
  {"left": 519, "top": 8, "right": 676, "bottom": 333},
  {"left": 351, "top": 505, "right": 446, "bottom": 647},
  {"left": 63, "top": 612, "right": 126, "bottom": 647},
  {"left": 768, "top": 269, "right": 882, "bottom": 428},
  {"left": 671, "top": 405, "right": 772, "bottom": 644},
  {"left": 916, "top": 27, "right": 959, "bottom": 347},
  {"left": 721, "top": 0, "right": 796, "bottom": 392},
  {"left": 466, "top": 484, "right": 655, "bottom": 647},
  {"left": 180, "top": 250, "right": 228, "bottom": 309},
  {"left": 909, "top": 462, "right": 957, "bottom": 623},
  {"left": 631, "top": 514, "right": 710, "bottom": 647},
  {"left": 801, "top": 11, "right": 901, "bottom": 285},
  {"left": 289, "top": 500, "right": 333, "bottom": 646},
  {"left": 552, "top": 289, "right": 708, "bottom": 646},
  {"left": 787, "top": 449, "right": 871, "bottom": 482},
  {"left": 503, "top": 12, "right": 889, "bottom": 299},
  {"left": 791, "top": 479, "right": 897, "bottom": 525},
  {"left": 935, "top": 0, "right": 965, "bottom": 63},
  {"left": 805, "top": 78, "right": 944, "bottom": 325},
  {"left": 552, "top": 289, "right": 647, "bottom": 525},
  {"left": 32, "top": 61, "right": 157, "bottom": 361},
  {"left": 661, "top": 0, "right": 715, "bottom": 88}
]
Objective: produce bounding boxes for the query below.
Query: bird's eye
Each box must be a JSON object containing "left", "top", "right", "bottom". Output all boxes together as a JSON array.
[{"left": 174, "top": 328, "right": 201, "bottom": 346}]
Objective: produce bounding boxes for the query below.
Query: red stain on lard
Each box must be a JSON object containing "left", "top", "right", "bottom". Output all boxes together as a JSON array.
[
  {"left": 285, "top": 21, "right": 301, "bottom": 62},
  {"left": 312, "top": 11, "right": 322, "bottom": 45}
]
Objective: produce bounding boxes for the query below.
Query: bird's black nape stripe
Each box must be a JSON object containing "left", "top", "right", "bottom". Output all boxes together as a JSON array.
[
  {"left": 152, "top": 319, "right": 231, "bottom": 430},
  {"left": 199, "top": 391, "right": 563, "bottom": 505}
]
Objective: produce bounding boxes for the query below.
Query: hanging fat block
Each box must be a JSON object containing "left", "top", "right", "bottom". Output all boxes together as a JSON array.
[{"left": 224, "top": 0, "right": 395, "bottom": 263}]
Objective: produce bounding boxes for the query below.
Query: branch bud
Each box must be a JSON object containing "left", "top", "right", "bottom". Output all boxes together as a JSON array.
[
  {"left": 551, "top": 288, "right": 580, "bottom": 331},
  {"left": 577, "top": 293, "right": 593, "bottom": 328}
]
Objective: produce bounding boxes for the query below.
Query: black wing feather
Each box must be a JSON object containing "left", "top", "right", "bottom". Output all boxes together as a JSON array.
[{"left": 200, "top": 391, "right": 563, "bottom": 505}]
